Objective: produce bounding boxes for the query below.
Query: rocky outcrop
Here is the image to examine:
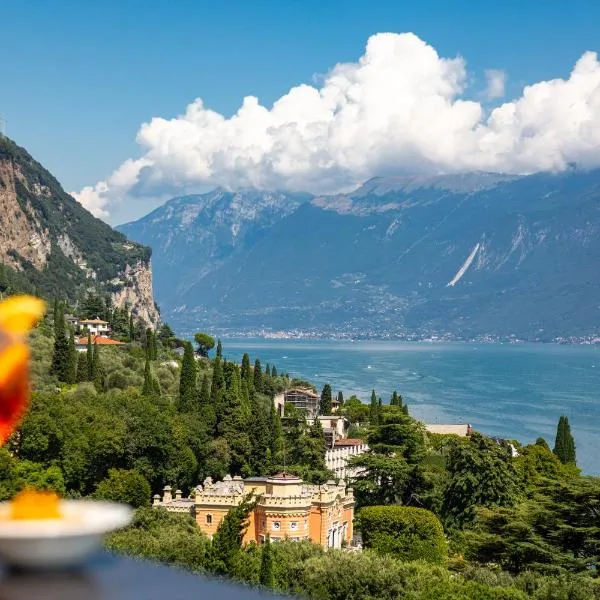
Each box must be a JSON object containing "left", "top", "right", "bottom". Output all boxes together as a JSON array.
[
  {"left": 110, "top": 261, "right": 159, "bottom": 326},
  {"left": 0, "top": 161, "right": 51, "bottom": 269}
]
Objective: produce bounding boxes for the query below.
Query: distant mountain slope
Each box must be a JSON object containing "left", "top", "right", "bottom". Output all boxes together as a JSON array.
[
  {"left": 122, "top": 170, "right": 600, "bottom": 340},
  {"left": 0, "top": 136, "right": 158, "bottom": 323},
  {"left": 117, "top": 188, "right": 310, "bottom": 301}
]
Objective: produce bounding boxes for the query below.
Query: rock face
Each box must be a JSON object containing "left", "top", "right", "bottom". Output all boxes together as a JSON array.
[
  {"left": 109, "top": 261, "right": 158, "bottom": 325},
  {"left": 121, "top": 169, "right": 600, "bottom": 341},
  {"left": 0, "top": 136, "right": 158, "bottom": 325}
]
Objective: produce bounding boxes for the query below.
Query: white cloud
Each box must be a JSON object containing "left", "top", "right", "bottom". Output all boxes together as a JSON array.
[
  {"left": 73, "top": 32, "right": 600, "bottom": 220},
  {"left": 484, "top": 69, "right": 506, "bottom": 100}
]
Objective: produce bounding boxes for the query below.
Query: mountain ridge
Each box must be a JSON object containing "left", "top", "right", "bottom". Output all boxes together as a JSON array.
[{"left": 120, "top": 169, "right": 600, "bottom": 341}]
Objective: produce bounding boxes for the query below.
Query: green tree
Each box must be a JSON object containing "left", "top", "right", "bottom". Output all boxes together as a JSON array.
[
  {"left": 193, "top": 332, "right": 215, "bottom": 357},
  {"left": 553, "top": 415, "right": 576, "bottom": 465},
  {"left": 142, "top": 355, "right": 153, "bottom": 397},
  {"left": 94, "top": 468, "right": 151, "bottom": 508},
  {"left": 86, "top": 332, "right": 93, "bottom": 379},
  {"left": 92, "top": 341, "right": 103, "bottom": 391},
  {"left": 76, "top": 350, "right": 88, "bottom": 383},
  {"left": 259, "top": 534, "right": 274, "bottom": 588},
  {"left": 216, "top": 339, "right": 222, "bottom": 358},
  {"left": 320, "top": 384, "right": 333, "bottom": 415},
  {"left": 249, "top": 393, "right": 271, "bottom": 475},
  {"left": 67, "top": 328, "right": 77, "bottom": 384},
  {"left": 271, "top": 366, "right": 277, "bottom": 378},
  {"left": 360, "top": 505, "right": 447, "bottom": 563},
  {"left": 157, "top": 322, "right": 175, "bottom": 346},
  {"left": 253, "top": 359, "right": 263, "bottom": 393},
  {"left": 209, "top": 492, "right": 256, "bottom": 576},
  {"left": 342, "top": 395, "right": 369, "bottom": 424},
  {"left": 442, "top": 432, "right": 521, "bottom": 528},
  {"left": 128, "top": 313, "right": 135, "bottom": 341},
  {"left": 369, "top": 389, "right": 379, "bottom": 425},
  {"left": 178, "top": 341, "right": 197, "bottom": 412},
  {"left": 350, "top": 409, "right": 427, "bottom": 508},
  {"left": 390, "top": 391, "right": 403, "bottom": 407},
  {"left": 241, "top": 353, "right": 252, "bottom": 385},
  {"left": 337, "top": 390, "right": 344, "bottom": 407},
  {"left": 50, "top": 303, "right": 70, "bottom": 382}
]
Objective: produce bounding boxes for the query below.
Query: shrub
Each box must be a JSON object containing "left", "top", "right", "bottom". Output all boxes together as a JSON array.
[{"left": 360, "top": 505, "right": 447, "bottom": 564}]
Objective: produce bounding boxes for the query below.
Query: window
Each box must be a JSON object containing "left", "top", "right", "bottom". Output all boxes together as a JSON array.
[
  {"left": 206, "top": 514, "right": 212, "bottom": 524},
  {"left": 290, "top": 521, "right": 298, "bottom": 531},
  {"left": 291, "top": 537, "right": 300, "bottom": 542},
  {"left": 272, "top": 521, "right": 281, "bottom": 531}
]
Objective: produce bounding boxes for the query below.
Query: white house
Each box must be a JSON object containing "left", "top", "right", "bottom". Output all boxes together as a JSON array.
[{"left": 78, "top": 317, "right": 110, "bottom": 336}]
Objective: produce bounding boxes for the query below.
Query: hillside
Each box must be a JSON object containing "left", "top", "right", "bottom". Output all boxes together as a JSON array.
[
  {"left": 121, "top": 170, "right": 600, "bottom": 341},
  {"left": 0, "top": 136, "right": 158, "bottom": 323}
]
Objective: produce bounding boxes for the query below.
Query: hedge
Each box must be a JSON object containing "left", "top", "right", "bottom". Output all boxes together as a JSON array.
[{"left": 360, "top": 505, "right": 447, "bottom": 564}]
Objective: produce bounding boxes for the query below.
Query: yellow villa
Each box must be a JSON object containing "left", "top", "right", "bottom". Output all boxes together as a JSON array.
[{"left": 154, "top": 472, "right": 355, "bottom": 549}]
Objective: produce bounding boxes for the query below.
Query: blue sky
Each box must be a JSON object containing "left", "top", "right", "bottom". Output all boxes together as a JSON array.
[{"left": 1, "top": 0, "right": 600, "bottom": 224}]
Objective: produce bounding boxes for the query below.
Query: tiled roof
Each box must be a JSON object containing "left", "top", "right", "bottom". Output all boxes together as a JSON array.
[
  {"left": 79, "top": 319, "right": 109, "bottom": 324},
  {"left": 334, "top": 438, "right": 366, "bottom": 447},
  {"left": 76, "top": 335, "right": 125, "bottom": 346}
]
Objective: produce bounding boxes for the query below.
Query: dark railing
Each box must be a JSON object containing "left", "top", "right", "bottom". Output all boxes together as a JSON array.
[{"left": 0, "top": 552, "right": 283, "bottom": 600}]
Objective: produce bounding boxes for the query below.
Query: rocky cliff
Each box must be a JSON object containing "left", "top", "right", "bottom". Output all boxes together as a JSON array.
[{"left": 0, "top": 135, "right": 158, "bottom": 325}]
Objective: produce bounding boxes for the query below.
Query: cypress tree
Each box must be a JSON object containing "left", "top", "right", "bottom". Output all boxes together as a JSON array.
[
  {"left": 259, "top": 535, "right": 274, "bottom": 588},
  {"left": 253, "top": 359, "right": 263, "bottom": 393},
  {"left": 50, "top": 303, "right": 70, "bottom": 382},
  {"left": 86, "top": 333, "right": 93, "bottom": 380},
  {"left": 142, "top": 355, "right": 153, "bottom": 397},
  {"left": 151, "top": 330, "right": 158, "bottom": 360},
  {"left": 179, "top": 341, "right": 197, "bottom": 411},
  {"left": 76, "top": 350, "right": 88, "bottom": 383},
  {"left": 249, "top": 391, "right": 270, "bottom": 475},
  {"left": 391, "top": 391, "right": 399, "bottom": 406},
  {"left": 241, "top": 353, "right": 252, "bottom": 384},
  {"left": 553, "top": 415, "right": 576, "bottom": 465},
  {"left": 67, "top": 328, "right": 77, "bottom": 384},
  {"left": 337, "top": 390, "right": 344, "bottom": 407},
  {"left": 216, "top": 339, "right": 222, "bottom": 358},
  {"left": 199, "top": 375, "right": 216, "bottom": 433},
  {"left": 269, "top": 404, "right": 283, "bottom": 465},
  {"left": 211, "top": 356, "right": 224, "bottom": 404},
  {"left": 128, "top": 314, "right": 135, "bottom": 342},
  {"left": 92, "top": 341, "right": 103, "bottom": 391},
  {"left": 378, "top": 397, "right": 383, "bottom": 424},
  {"left": 320, "top": 384, "right": 333, "bottom": 415},
  {"left": 369, "top": 390, "right": 379, "bottom": 425},
  {"left": 271, "top": 365, "right": 277, "bottom": 378}
]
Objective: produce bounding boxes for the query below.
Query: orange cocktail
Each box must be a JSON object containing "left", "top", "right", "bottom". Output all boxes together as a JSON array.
[{"left": 0, "top": 295, "right": 46, "bottom": 445}]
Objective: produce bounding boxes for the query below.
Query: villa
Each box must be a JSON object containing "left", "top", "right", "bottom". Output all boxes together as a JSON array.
[
  {"left": 75, "top": 335, "right": 126, "bottom": 351},
  {"left": 154, "top": 472, "right": 355, "bottom": 549}
]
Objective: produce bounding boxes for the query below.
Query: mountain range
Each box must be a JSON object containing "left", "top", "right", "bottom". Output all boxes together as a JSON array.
[{"left": 119, "top": 169, "right": 600, "bottom": 341}]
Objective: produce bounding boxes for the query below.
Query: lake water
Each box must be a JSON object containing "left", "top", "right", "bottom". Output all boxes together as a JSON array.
[{"left": 222, "top": 340, "right": 600, "bottom": 475}]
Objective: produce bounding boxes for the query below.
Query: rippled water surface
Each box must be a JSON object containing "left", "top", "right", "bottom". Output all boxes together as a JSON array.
[{"left": 223, "top": 340, "right": 600, "bottom": 474}]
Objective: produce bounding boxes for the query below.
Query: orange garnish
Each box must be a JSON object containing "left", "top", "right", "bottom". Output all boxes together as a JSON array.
[
  {"left": 9, "top": 489, "right": 62, "bottom": 520},
  {"left": 0, "top": 295, "right": 46, "bottom": 444}
]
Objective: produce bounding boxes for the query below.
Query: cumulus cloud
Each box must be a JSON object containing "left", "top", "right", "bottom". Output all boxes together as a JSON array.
[
  {"left": 73, "top": 32, "right": 600, "bottom": 220},
  {"left": 484, "top": 69, "right": 506, "bottom": 100}
]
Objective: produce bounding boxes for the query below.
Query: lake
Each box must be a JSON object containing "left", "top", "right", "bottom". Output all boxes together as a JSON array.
[{"left": 222, "top": 340, "right": 600, "bottom": 474}]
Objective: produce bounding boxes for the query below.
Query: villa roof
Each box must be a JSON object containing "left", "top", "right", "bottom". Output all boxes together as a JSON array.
[
  {"left": 76, "top": 335, "right": 125, "bottom": 346},
  {"left": 334, "top": 438, "right": 366, "bottom": 447},
  {"left": 79, "top": 318, "right": 109, "bottom": 324}
]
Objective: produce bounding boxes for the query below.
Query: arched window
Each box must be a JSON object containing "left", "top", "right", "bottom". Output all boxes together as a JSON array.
[{"left": 206, "top": 514, "right": 212, "bottom": 524}]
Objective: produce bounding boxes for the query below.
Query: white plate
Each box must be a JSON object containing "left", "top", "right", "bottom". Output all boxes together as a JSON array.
[{"left": 0, "top": 500, "right": 133, "bottom": 569}]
